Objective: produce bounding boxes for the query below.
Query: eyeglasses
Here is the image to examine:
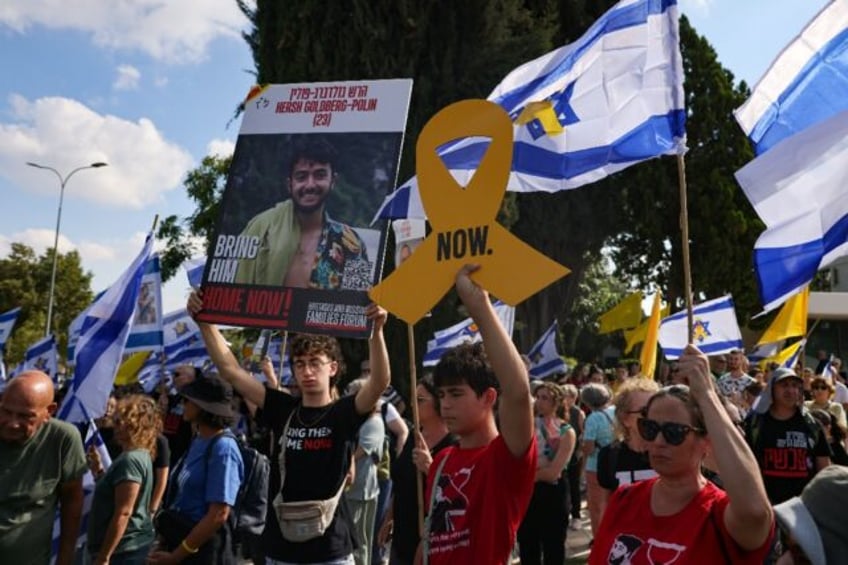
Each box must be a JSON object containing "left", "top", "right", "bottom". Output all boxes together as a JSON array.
[
  {"left": 293, "top": 358, "right": 334, "bottom": 372},
  {"left": 637, "top": 418, "right": 704, "bottom": 446}
]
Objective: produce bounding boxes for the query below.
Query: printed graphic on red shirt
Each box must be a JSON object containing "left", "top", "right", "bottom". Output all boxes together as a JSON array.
[
  {"left": 606, "top": 535, "right": 688, "bottom": 565},
  {"left": 429, "top": 464, "right": 474, "bottom": 553}
]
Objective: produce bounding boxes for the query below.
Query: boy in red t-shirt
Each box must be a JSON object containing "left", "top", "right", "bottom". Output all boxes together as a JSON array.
[{"left": 417, "top": 265, "right": 537, "bottom": 564}]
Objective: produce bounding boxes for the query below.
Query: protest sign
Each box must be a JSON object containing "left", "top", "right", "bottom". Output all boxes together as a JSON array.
[{"left": 198, "top": 79, "right": 412, "bottom": 338}]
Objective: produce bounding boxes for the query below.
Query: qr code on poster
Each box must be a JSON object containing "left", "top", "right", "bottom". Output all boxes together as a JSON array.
[{"left": 342, "top": 259, "right": 373, "bottom": 290}]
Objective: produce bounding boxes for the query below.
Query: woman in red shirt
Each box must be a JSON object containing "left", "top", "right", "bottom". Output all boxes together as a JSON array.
[{"left": 589, "top": 344, "right": 774, "bottom": 564}]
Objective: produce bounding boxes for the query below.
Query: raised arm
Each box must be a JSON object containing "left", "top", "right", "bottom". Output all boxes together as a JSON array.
[
  {"left": 188, "top": 291, "right": 267, "bottom": 407},
  {"left": 355, "top": 304, "right": 391, "bottom": 415},
  {"left": 677, "top": 344, "right": 773, "bottom": 551},
  {"left": 456, "top": 264, "right": 533, "bottom": 457}
]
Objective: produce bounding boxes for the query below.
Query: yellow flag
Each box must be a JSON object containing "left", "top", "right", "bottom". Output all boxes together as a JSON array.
[
  {"left": 598, "top": 291, "right": 644, "bottom": 334},
  {"left": 624, "top": 303, "right": 670, "bottom": 353},
  {"left": 640, "top": 292, "right": 662, "bottom": 380},
  {"left": 759, "top": 339, "right": 806, "bottom": 371},
  {"left": 757, "top": 287, "right": 809, "bottom": 345},
  {"left": 114, "top": 351, "right": 151, "bottom": 386}
]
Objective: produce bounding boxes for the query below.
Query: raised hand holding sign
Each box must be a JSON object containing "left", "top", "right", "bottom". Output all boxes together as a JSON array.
[{"left": 369, "top": 99, "right": 570, "bottom": 323}]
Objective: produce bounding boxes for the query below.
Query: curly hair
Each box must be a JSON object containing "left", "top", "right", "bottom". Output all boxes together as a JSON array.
[
  {"left": 291, "top": 333, "right": 346, "bottom": 384},
  {"left": 534, "top": 381, "right": 564, "bottom": 405},
  {"left": 612, "top": 378, "right": 659, "bottom": 441},
  {"left": 115, "top": 395, "right": 162, "bottom": 457},
  {"left": 434, "top": 342, "right": 498, "bottom": 397}
]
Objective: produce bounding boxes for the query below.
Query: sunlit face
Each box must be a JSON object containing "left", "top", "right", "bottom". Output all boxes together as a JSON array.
[
  {"left": 534, "top": 388, "right": 557, "bottom": 417},
  {"left": 728, "top": 352, "right": 744, "bottom": 372},
  {"left": 416, "top": 384, "right": 439, "bottom": 425},
  {"left": 773, "top": 378, "right": 803, "bottom": 410},
  {"left": 173, "top": 366, "right": 196, "bottom": 389},
  {"left": 288, "top": 158, "right": 334, "bottom": 214},
  {"left": 621, "top": 390, "right": 653, "bottom": 432},
  {"left": 0, "top": 389, "right": 53, "bottom": 444},
  {"left": 292, "top": 353, "right": 338, "bottom": 397},
  {"left": 437, "top": 383, "right": 494, "bottom": 436},
  {"left": 811, "top": 380, "right": 831, "bottom": 401},
  {"left": 643, "top": 396, "right": 706, "bottom": 478}
]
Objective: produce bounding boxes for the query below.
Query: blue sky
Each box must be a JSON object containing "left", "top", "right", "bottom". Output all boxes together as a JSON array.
[{"left": 0, "top": 0, "right": 830, "bottom": 315}]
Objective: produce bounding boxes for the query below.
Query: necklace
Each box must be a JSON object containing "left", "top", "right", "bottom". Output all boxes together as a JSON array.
[{"left": 294, "top": 403, "right": 334, "bottom": 427}]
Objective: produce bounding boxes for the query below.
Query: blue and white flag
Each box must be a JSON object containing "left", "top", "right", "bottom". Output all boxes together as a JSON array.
[
  {"left": 125, "top": 254, "right": 163, "bottom": 353},
  {"left": 68, "top": 289, "right": 106, "bottom": 361},
  {"left": 376, "top": 0, "right": 686, "bottom": 220},
  {"left": 50, "top": 416, "right": 111, "bottom": 564},
  {"left": 58, "top": 234, "right": 154, "bottom": 422},
  {"left": 423, "top": 301, "right": 515, "bottom": 366},
  {"left": 0, "top": 307, "right": 21, "bottom": 351},
  {"left": 266, "top": 336, "right": 293, "bottom": 385},
  {"left": 161, "top": 309, "right": 207, "bottom": 370},
  {"left": 184, "top": 256, "right": 206, "bottom": 290},
  {"left": 735, "top": 108, "right": 848, "bottom": 311},
  {"left": 658, "top": 295, "right": 743, "bottom": 359},
  {"left": 734, "top": 1, "right": 848, "bottom": 155},
  {"left": 0, "top": 352, "right": 7, "bottom": 393},
  {"left": 526, "top": 321, "right": 568, "bottom": 379},
  {"left": 23, "top": 335, "right": 59, "bottom": 381}
]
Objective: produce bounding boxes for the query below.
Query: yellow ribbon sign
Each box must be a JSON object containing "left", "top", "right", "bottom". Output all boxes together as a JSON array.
[{"left": 369, "top": 99, "right": 570, "bottom": 324}]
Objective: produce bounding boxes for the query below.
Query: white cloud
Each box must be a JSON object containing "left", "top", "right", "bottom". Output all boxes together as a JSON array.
[
  {"left": 0, "top": 0, "right": 249, "bottom": 64},
  {"left": 680, "top": 0, "right": 713, "bottom": 14},
  {"left": 113, "top": 64, "right": 141, "bottom": 90},
  {"left": 206, "top": 138, "right": 235, "bottom": 158},
  {"left": 0, "top": 94, "right": 194, "bottom": 209}
]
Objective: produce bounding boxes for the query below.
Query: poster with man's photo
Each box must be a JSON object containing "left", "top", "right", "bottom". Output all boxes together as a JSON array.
[{"left": 197, "top": 79, "right": 413, "bottom": 338}]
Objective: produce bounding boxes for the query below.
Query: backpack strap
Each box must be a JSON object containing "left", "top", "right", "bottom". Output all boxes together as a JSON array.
[
  {"left": 277, "top": 406, "right": 297, "bottom": 494},
  {"left": 422, "top": 448, "right": 452, "bottom": 565}
]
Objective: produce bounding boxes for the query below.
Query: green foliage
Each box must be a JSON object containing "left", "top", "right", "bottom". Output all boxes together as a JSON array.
[
  {"left": 0, "top": 243, "right": 93, "bottom": 364},
  {"left": 157, "top": 155, "right": 232, "bottom": 281}
]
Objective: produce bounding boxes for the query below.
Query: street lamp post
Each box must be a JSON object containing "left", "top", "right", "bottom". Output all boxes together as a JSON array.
[{"left": 27, "top": 161, "right": 108, "bottom": 337}]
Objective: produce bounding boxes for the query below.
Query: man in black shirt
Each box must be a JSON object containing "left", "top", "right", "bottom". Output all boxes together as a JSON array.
[{"left": 744, "top": 367, "right": 831, "bottom": 504}]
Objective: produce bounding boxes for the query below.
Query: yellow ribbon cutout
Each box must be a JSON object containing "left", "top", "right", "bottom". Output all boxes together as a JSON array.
[{"left": 369, "top": 99, "right": 570, "bottom": 324}]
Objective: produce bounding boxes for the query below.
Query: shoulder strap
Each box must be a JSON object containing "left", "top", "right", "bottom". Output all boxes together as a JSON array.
[
  {"left": 422, "top": 449, "right": 452, "bottom": 565},
  {"left": 277, "top": 407, "right": 297, "bottom": 493}
]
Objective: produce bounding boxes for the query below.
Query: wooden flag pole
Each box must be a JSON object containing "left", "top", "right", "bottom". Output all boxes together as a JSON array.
[
  {"left": 407, "top": 322, "right": 425, "bottom": 537},
  {"left": 677, "top": 154, "right": 695, "bottom": 342},
  {"left": 279, "top": 331, "right": 289, "bottom": 386}
]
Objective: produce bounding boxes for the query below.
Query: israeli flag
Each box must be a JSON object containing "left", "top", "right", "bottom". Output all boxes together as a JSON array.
[
  {"left": 735, "top": 108, "right": 848, "bottom": 311},
  {"left": 184, "top": 256, "right": 206, "bottom": 290},
  {"left": 423, "top": 301, "right": 515, "bottom": 367},
  {"left": 23, "top": 335, "right": 59, "bottom": 381},
  {"left": 735, "top": 1, "right": 848, "bottom": 155},
  {"left": 125, "top": 254, "right": 164, "bottom": 353},
  {"left": 58, "top": 234, "right": 154, "bottom": 422},
  {"left": 526, "top": 321, "right": 569, "bottom": 379},
  {"left": 68, "top": 289, "right": 106, "bottom": 361},
  {"left": 0, "top": 352, "right": 7, "bottom": 393},
  {"left": 266, "top": 336, "right": 294, "bottom": 385},
  {"left": 376, "top": 0, "right": 686, "bottom": 220},
  {"left": 658, "top": 295, "right": 743, "bottom": 359},
  {"left": 0, "top": 307, "right": 21, "bottom": 351},
  {"left": 50, "top": 416, "right": 111, "bottom": 564}
]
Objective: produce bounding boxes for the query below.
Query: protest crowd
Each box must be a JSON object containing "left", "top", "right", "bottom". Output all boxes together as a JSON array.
[{"left": 5, "top": 1, "right": 848, "bottom": 564}]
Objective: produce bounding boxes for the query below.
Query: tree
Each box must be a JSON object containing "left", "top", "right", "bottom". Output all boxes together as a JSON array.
[
  {"left": 0, "top": 243, "right": 94, "bottom": 364},
  {"left": 156, "top": 155, "right": 232, "bottom": 281}
]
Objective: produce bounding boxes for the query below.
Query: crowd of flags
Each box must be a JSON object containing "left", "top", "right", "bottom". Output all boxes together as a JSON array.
[{"left": 1, "top": 2, "right": 847, "bottom": 404}]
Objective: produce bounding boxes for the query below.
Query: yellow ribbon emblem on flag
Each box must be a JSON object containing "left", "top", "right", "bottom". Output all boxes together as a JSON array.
[{"left": 369, "top": 99, "right": 570, "bottom": 324}]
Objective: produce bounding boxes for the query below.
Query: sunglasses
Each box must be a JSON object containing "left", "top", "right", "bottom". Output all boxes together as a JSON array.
[
  {"left": 811, "top": 385, "right": 829, "bottom": 391},
  {"left": 637, "top": 418, "right": 704, "bottom": 446}
]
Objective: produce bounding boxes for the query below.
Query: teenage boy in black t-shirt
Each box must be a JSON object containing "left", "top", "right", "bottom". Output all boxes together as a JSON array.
[{"left": 189, "top": 292, "right": 390, "bottom": 564}]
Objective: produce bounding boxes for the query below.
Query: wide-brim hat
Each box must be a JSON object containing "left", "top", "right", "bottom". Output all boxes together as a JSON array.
[
  {"left": 774, "top": 465, "right": 848, "bottom": 565},
  {"left": 180, "top": 374, "right": 235, "bottom": 418}
]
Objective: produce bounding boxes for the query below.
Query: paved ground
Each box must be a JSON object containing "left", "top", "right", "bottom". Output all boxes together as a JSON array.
[{"left": 565, "top": 513, "right": 592, "bottom": 564}]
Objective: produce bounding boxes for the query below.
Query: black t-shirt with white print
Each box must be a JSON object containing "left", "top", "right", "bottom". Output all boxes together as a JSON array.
[{"left": 257, "top": 389, "right": 368, "bottom": 562}]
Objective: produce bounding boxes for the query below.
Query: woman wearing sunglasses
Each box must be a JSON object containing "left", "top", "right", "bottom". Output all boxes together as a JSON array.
[
  {"left": 804, "top": 376, "right": 847, "bottom": 430},
  {"left": 589, "top": 344, "right": 774, "bottom": 564}
]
